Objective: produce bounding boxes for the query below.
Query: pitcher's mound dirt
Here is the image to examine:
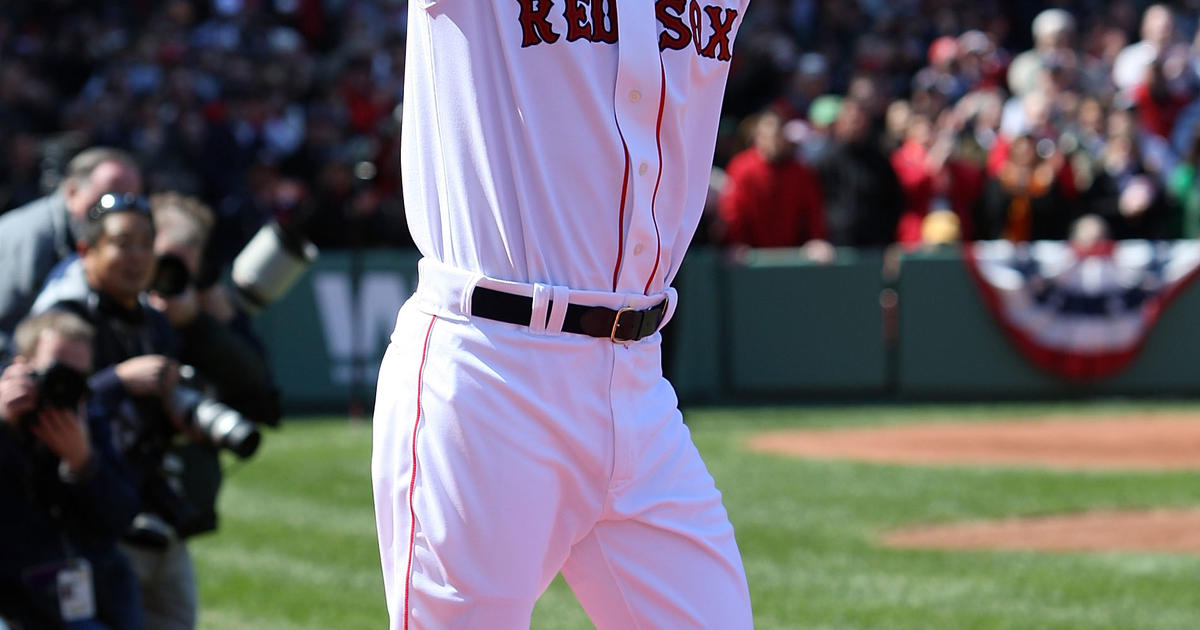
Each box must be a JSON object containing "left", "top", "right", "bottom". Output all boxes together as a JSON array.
[
  {"left": 747, "top": 414, "right": 1200, "bottom": 470},
  {"left": 748, "top": 413, "right": 1200, "bottom": 553},
  {"left": 883, "top": 509, "right": 1200, "bottom": 553}
]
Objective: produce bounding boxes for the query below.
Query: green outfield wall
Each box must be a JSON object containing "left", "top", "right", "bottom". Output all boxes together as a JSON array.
[
  {"left": 253, "top": 249, "right": 420, "bottom": 413},
  {"left": 896, "top": 249, "right": 1200, "bottom": 398},
  {"left": 252, "top": 246, "right": 1200, "bottom": 413},
  {"left": 670, "top": 248, "right": 888, "bottom": 401}
]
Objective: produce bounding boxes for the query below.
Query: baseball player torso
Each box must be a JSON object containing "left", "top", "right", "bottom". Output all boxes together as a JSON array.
[{"left": 402, "top": 0, "right": 749, "bottom": 295}]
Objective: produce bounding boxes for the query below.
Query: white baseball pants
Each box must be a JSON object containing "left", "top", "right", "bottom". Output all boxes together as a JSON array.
[{"left": 371, "top": 261, "right": 753, "bottom": 629}]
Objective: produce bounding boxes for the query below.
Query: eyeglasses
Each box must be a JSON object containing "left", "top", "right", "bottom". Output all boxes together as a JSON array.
[{"left": 87, "top": 193, "right": 151, "bottom": 222}]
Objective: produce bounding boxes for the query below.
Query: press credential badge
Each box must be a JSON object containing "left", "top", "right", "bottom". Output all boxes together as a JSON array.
[{"left": 57, "top": 558, "right": 96, "bottom": 621}]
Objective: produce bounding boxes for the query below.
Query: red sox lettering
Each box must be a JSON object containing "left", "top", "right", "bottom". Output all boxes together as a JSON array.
[
  {"left": 656, "top": 0, "right": 738, "bottom": 60},
  {"left": 518, "top": 0, "right": 740, "bottom": 61},
  {"left": 517, "top": 0, "right": 564, "bottom": 45},
  {"left": 565, "top": 0, "right": 618, "bottom": 43}
]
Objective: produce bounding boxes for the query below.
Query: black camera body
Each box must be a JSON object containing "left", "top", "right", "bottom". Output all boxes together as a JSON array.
[
  {"left": 17, "top": 362, "right": 88, "bottom": 430},
  {"left": 150, "top": 253, "right": 192, "bottom": 297},
  {"left": 126, "top": 379, "right": 261, "bottom": 546}
]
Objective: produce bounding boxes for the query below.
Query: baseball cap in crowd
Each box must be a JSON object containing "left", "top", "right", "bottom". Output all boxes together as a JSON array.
[
  {"left": 808, "top": 95, "right": 843, "bottom": 129},
  {"left": 928, "top": 36, "right": 959, "bottom": 67},
  {"left": 959, "top": 30, "right": 990, "bottom": 55},
  {"left": 796, "top": 53, "right": 828, "bottom": 78},
  {"left": 1031, "top": 8, "right": 1076, "bottom": 45},
  {"left": 783, "top": 119, "right": 811, "bottom": 145},
  {"left": 921, "top": 209, "right": 961, "bottom": 246}
]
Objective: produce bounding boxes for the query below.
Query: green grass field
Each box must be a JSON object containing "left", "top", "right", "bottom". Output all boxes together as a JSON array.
[{"left": 192, "top": 402, "right": 1200, "bottom": 629}]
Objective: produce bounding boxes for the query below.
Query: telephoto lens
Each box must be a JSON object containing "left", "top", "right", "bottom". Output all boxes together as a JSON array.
[
  {"left": 170, "top": 386, "right": 262, "bottom": 459},
  {"left": 231, "top": 219, "right": 318, "bottom": 314}
]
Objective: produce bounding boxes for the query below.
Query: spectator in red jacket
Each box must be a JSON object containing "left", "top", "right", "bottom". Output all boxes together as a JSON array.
[
  {"left": 717, "top": 111, "right": 833, "bottom": 261},
  {"left": 892, "top": 100, "right": 993, "bottom": 246},
  {"left": 891, "top": 113, "right": 942, "bottom": 246}
]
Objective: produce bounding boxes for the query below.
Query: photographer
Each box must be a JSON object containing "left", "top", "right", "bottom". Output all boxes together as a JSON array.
[
  {"left": 146, "top": 192, "right": 280, "bottom": 429},
  {"left": 0, "top": 147, "right": 142, "bottom": 363},
  {"left": 141, "top": 192, "right": 280, "bottom": 565},
  {"left": 33, "top": 193, "right": 263, "bottom": 630},
  {"left": 0, "top": 311, "right": 142, "bottom": 630}
]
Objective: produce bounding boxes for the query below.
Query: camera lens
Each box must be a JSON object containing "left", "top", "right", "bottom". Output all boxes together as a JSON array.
[
  {"left": 37, "top": 362, "right": 88, "bottom": 409},
  {"left": 151, "top": 254, "right": 192, "bottom": 297},
  {"left": 171, "top": 387, "right": 262, "bottom": 459}
]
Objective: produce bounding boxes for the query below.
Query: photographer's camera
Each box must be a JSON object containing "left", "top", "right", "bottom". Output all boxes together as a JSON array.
[
  {"left": 17, "top": 361, "right": 88, "bottom": 431},
  {"left": 150, "top": 253, "right": 193, "bottom": 298},
  {"left": 170, "top": 385, "right": 261, "bottom": 459}
]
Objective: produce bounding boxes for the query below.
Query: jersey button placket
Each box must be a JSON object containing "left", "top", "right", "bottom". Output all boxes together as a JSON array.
[{"left": 611, "top": 0, "right": 663, "bottom": 293}]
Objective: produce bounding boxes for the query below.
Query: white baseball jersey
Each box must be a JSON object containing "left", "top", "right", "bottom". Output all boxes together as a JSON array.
[
  {"left": 402, "top": 0, "right": 748, "bottom": 293},
  {"left": 375, "top": 1, "right": 754, "bottom": 628}
]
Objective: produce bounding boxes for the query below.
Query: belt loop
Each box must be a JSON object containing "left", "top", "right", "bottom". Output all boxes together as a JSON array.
[
  {"left": 546, "top": 286, "right": 570, "bottom": 334},
  {"left": 459, "top": 274, "right": 483, "bottom": 319},
  {"left": 529, "top": 284, "right": 553, "bottom": 334},
  {"left": 658, "top": 286, "right": 679, "bottom": 332}
]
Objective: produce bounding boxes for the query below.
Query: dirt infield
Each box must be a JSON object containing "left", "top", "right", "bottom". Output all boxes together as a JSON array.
[
  {"left": 883, "top": 509, "right": 1200, "bottom": 553},
  {"left": 747, "top": 414, "right": 1200, "bottom": 470},
  {"left": 748, "top": 413, "right": 1200, "bottom": 553}
]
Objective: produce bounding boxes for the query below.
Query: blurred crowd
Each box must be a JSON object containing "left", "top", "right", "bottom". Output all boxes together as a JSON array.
[
  {"left": 6, "top": 1, "right": 1200, "bottom": 259},
  {"left": 0, "top": 0, "right": 411, "bottom": 268},
  {"left": 710, "top": 0, "right": 1200, "bottom": 253}
]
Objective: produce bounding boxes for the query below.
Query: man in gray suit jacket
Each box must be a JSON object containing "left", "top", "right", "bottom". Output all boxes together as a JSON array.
[{"left": 0, "top": 147, "right": 141, "bottom": 360}]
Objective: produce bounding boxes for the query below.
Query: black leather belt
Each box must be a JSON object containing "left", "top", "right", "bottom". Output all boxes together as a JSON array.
[{"left": 470, "top": 286, "right": 667, "bottom": 343}]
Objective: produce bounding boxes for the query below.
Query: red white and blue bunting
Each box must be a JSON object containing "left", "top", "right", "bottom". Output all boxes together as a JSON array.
[{"left": 963, "top": 240, "right": 1200, "bottom": 380}]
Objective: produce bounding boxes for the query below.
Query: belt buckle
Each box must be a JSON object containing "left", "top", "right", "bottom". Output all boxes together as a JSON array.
[{"left": 610, "top": 307, "right": 639, "bottom": 344}]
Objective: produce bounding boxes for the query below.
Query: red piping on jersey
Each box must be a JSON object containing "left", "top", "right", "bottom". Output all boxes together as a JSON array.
[
  {"left": 404, "top": 315, "right": 437, "bottom": 630},
  {"left": 612, "top": 123, "right": 632, "bottom": 292},
  {"left": 643, "top": 60, "right": 668, "bottom": 295}
]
